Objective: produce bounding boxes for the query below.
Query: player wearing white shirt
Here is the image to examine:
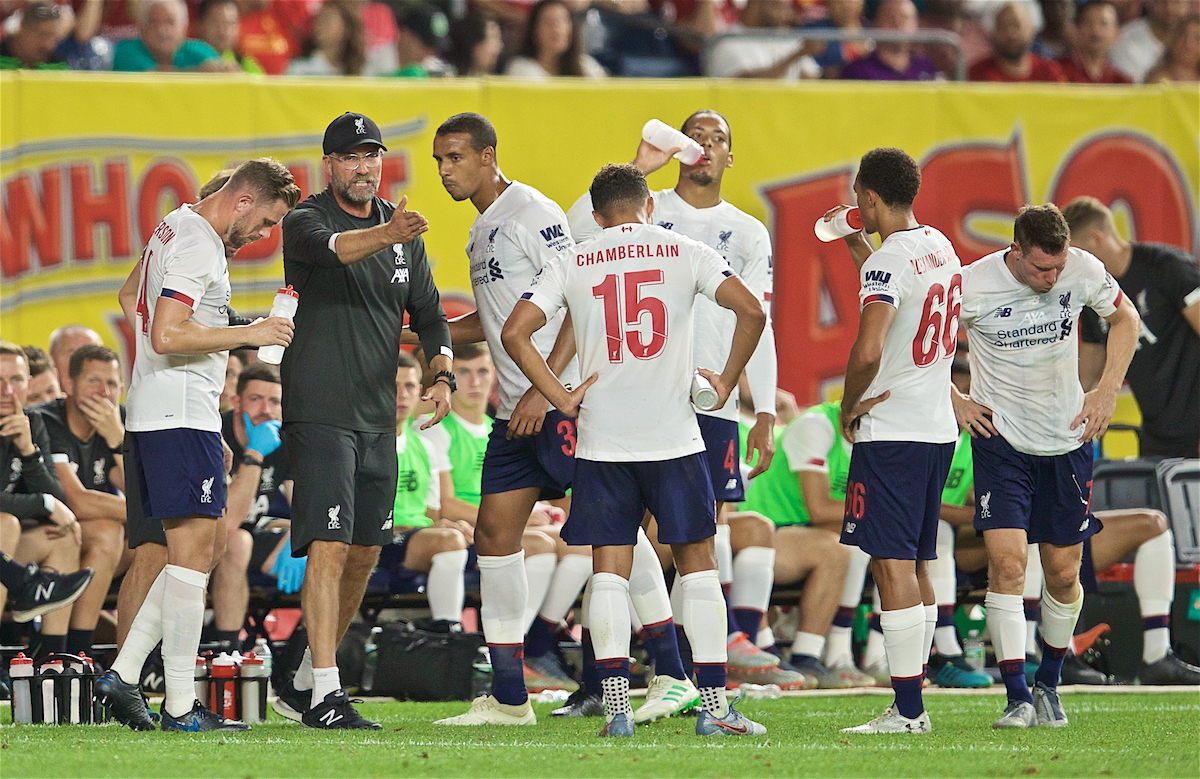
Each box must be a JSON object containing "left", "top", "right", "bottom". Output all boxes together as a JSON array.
[
  {"left": 952, "top": 204, "right": 1139, "bottom": 730},
  {"left": 99, "top": 159, "right": 299, "bottom": 733},
  {"left": 427, "top": 113, "right": 595, "bottom": 728},
  {"left": 832, "top": 148, "right": 962, "bottom": 735},
  {"left": 503, "top": 163, "right": 768, "bottom": 739},
  {"left": 567, "top": 111, "right": 786, "bottom": 685}
]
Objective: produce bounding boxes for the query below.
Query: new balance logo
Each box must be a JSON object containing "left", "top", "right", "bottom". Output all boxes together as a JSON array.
[
  {"left": 539, "top": 224, "right": 565, "bottom": 242},
  {"left": 1079, "top": 517, "right": 1090, "bottom": 532},
  {"left": 725, "top": 478, "right": 737, "bottom": 490},
  {"left": 864, "top": 270, "right": 892, "bottom": 284},
  {"left": 657, "top": 222, "right": 673, "bottom": 230},
  {"left": 200, "top": 477, "right": 214, "bottom": 504},
  {"left": 328, "top": 504, "right": 342, "bottom": 530},
  {"left": 844, "top": 522, "right": 856, "bottom": 534},
  {"left": 995, "top": 307, "right": 1013, "bottom": 318},
  {"left": 319, "top": 709, "right": 344, "bottom": 726},
  {"left": 979, "top": 491, "right": 991, "bottom": 518},
  {"left": 35, "top": 581, "right": 54, "bottom": 602}
]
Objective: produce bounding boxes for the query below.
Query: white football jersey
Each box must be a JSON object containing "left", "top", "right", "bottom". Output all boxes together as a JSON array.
[
  {"left": 568, "top": 189, "right": 776, "bottom": 422},
  {"left": 524, "top": 222, "right": 735, "bottom": 462},
  {"left": 961, "top": 247, "right": 1123, "bottom": 456},
  {"left": 853, "top": 226, "right": 961, "bottom": 445},
  {"left": 467, "top": 181, "right": 577, "bottom": 419},
  {"left": 127, "top": 204, "right": 231, "bottom": 433}
]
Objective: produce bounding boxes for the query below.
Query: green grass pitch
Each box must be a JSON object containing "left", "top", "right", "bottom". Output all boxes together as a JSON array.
[{"left": 2, "top": 691, "right": 1197, "bottom": 777}]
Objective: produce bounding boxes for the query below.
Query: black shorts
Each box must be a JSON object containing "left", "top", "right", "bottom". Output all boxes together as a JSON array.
[{"left": 284, "top": 422, "right": 396, "bottom": 556}]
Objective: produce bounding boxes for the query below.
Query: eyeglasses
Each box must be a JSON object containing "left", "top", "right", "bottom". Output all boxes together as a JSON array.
[{"left": 327, "top": 151, "right": 384, "bottom": 170}]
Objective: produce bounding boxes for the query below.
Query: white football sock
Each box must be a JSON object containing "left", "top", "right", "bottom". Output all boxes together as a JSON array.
[
  {"left": 731, "top": 545, "right": 775, "bottom": 620},
  {"left": 931, "top": 521, "right": 962, "bottom": 656},
  {"left": 629, "top": 529, "right": 672, "bottom": 626},
  {"left": 923, "top": 604, "right": 937, "bottom": 667},
  {"left": 1024, "top": 545, "right": 1043, "bottom": 656},
  {"left": 627, "top": 592, "right": 643, "bottom": 634},
  {"left": 589, "top": 573, "right": 632, "bottom": 661},
  {"left": 478, "top": 551, "right": 527, "bottom": 646},
  {"left": 669, "top": 575, "right": 685, "bottom": 627},
  {"left": 522, "top": 553, "right": 558, "bottom": 633},
  {"left": 825, "top": 546, "right": 872, "bottom": 667},
  {"left": 863, "top": 585, "right": 887, "bottom": 668},
  {"left": 880, "top": 604, "right": 926, "bottom": 680},
  {"left": 111, "top": 567, "right": 167, "bottom": 685},
  {"left": 310, "top": 666, "right": 341, "bottom": 708},
  {"left": 756, "top": 626, "right": 775, "bottom": 650},
  {"left": 1135, "top": 530, "right": 1175, "bottom": 663},
  {"left": 294, "top": 647, "right": 314, "bottom": 691},
  {"left": 161, "top": 565, "right": 207, "bottom": 718},
  {"left": 537, "top": 553, "right": 592, "bottom": 625},
  {"left": 792, "top": 631, "right": 825, "bottom": 660},
  {"left": 681, "top": 569, "right": 729, "bottom": 718},
  {"left": 714, "top": 524, "right": 733, "bottom": 586},
  {"left": 1040, "top": 589, "right": 1083, "bottom": 652},
  {"left": 427, "top": 548, "right": 469, "bottom": 623},
  {"left": 985, "top": 592, "right": 1028, "bottom": 663}
]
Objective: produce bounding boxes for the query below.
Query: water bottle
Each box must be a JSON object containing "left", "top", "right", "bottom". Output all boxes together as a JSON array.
[
  {"left": 737, "top": 683, "right": 783, "bottom": 699},
  {"left": 239, "top": 653, "right": 267, "bottom": 723},
  {"left": 470, "top": 646, "right": 493, "bottom": 699},
  {"left": 194, "top": 656, "right": 209, "bottom": 707},
  {"left": 360, "top": 626, "right": 382, "bottom": 694},
  {"left": 256, "top": 286, "right": 299, "bottom": 365},
  {"left": 210, "top": 653, "right": 238, "bottom": 720},
  {"left": 691, "top": 372, "right": 719, "bottom": 411},
  {"left": 40, "top": 657, "right": 63, "bottom": 723},
  {"left": 10, "top": 653, "right": 34, "bottom": 724},
  {"left": 641, "top": 119, "right": 706, "bottom": 166},
  {"left": 67, "top": 655, "right": 87, "bottom": 724},
  {"left": 253, "top": 637, "right": 273, "bottom": 678},
  {"left": 963, "top": 633, "right": 986, "bottom": 671},
  {"left": 814, "top": 206, "right": 864, "bottom": 242}
]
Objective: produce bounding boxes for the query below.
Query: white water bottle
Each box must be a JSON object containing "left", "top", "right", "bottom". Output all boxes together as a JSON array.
[
  {"left": 642, "top": 119, "right": 706, "bottom": 166},
  {"left": 10, "top": 653, "right": 34, "bottom": 724},
  {"left": 256, "top": 286, "right": 299, "bottom": 365},
  {"left": 691, "top": 372, "right": 719, "bottom": 411},
  {"left": 814, "top": 206, "right": 864, "bottom": 242}
]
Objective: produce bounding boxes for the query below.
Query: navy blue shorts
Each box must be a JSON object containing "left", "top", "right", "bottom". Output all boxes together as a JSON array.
[
  {"left": 564, "top": 454, "right": 715, "bottom": 547},
  {"left": 972, "top": 433, "right": 1102, "bottom": 547},
  {"left": 128, "top": 428, "right": 225, "bottom": 527},
  {"left": 698, "top": 415, "right": 744, "bottom": 502},
  {"left": 480, "top": 410, "right": 576, "bottom": 500},
  {"left": 840, "top": 440, "right": 955, "bottom": 560}
]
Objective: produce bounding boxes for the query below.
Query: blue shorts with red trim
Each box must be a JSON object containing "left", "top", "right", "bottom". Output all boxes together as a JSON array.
[
  {"left": 840, "top": 440, "right": 954, "bottom": 560},
  {"left": 698, "top": 415, "right": 744, "bottom": 502},
  {"left": 480, "top": 410, "right": 576, "bottom": 500}
]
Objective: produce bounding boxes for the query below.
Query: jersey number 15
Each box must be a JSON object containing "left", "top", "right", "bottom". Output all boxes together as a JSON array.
[
  {"left": 593, "top": 271, "right": 668, "bottom": 363},
  {"left": 912, "top": 274, "right": 962, "bottom": 367}
]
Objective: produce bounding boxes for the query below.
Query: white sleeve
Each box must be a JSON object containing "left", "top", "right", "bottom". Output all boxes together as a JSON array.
[
  {"left": 425, "top": 466, "right": 442, "bottom": 511},
  {"left": 692, "top": 241, "right": 735, "bottom": 301},
  {"left": 567, "top": 192, "right": 602, "bottom": 243},
  {"left": 512, "top": 205, "right": 574, "bottom": 271},
  {"left": 160, "top": 237, "right": 217, "bottom": 311},
  {"left": 525, "top": 255, "right": 570, "bottom": 322},
  {"left": 1078, "top": 251, "right": 1122, "bottom": 318},
  {"left": 415, "top": 417, "right": 451, "bottom": 464},
  {"left": 858, "top": 250, "right": 906, "bottom": 310},
  {"left": 780, "top": 412, "right": 837, "bottom": 474},
  {"left": 741, "top": 225, "right": 777, "bottom": 417}
]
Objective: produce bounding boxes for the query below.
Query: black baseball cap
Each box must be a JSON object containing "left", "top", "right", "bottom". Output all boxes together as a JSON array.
[{"left": 322, "top": 112, "right": 388, "bottom": 155}]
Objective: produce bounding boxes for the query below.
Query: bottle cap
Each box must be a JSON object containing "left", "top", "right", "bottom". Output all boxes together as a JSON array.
[
  {"left": 276, "top": 285, "right": 299, "bottom": 299},
  {"left": 11, "top": 653, "right": 33, "bottom": 666},
  {"left": 242, "top": 654, "right": 263, "bottom": 666}
]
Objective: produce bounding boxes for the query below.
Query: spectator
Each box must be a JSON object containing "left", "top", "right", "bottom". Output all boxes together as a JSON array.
[
  {"left": 841, "top": 0, "right": 940, "bottom": 80},
  {"left": 111, "top": 0, "right": 221, "bottom": 72},
  {"left": 919, "top": 0, "right": 994, "bottom": 77},
  {"left": 220, "top": 349, "right": 248, "bottom": 413},
  {"left": 362, "top": 0, "right": 400, "bottom": 75},
  {"left": 1110, "top": 0, "right": 1192, "bottom": 82},
  {"left": 0, "top": 1, "right": 68, "bottom": 70},
  {"left": 236, "top": 0, "right": 310, "bottom": 76},
  {"left": 505, "top": 0, "right": 606, "bottom": 78},
  {"left": 1059, "top": 1, "right": 1134, "bottom": 82},
  {"left": 285, "top": 0, "right": 365, "bottom": 77},
  {"left": 969, "top": 0, "right": 1067, "bottom": 81},
  {"left": 47, "top": 324, "right": 102, "bottom": 382},
  {"left": 706, "top": 0, "right": 822, "bottom": 79},
  {"left": 21, "top": 346, "right": 63, "bottom": 406},
  {"left": 1144, "top": 13, "right": 1200, "bottom": 80},
  {"left": 1033, "top": 0, "right": 1075, "bottom": 59},
  {"left": 390, "top": 2, "right": 453, "bottom": 78},
  {"left": 650, "top": 0, "right": 739, "bottom": 38},
  {"left": 448, "top": 11, "right": 505, "bottom": 75},
  {"left": 196, "top": 0, "right": 263, "bottom": 74},
  {"left": 803, "top": 0, "right": 869, "bottom": 78},
  {"left": 55, "top": 0, "right": 111, "bottom": 71},
  {"left": 36, "top": 344, "right": 129, "bottom": 657}
]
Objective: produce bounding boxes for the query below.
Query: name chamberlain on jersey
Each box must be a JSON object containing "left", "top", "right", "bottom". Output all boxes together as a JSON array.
[
  {"left": 470, "top": 223, "right": 573, "bottom": 287},
  {"left": 577, "top": 242, "right": 683, "bottom": 265}
]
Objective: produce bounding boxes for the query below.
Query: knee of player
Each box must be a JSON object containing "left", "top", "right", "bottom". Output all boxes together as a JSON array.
[
  {"left": 730, "top": 511, "right": 775, "bottom": 550},
  {"left": 82, "top": 518, "right": 125, "bottom": 556},
  {"left": 1041, "top": 561, "right": 1079, "bottom": 594},
  {"left": 989, "top": 554, "right": 1027, "bottom": 590},
  {"left": 0, "top": 511, "right": 19, "bottom": 538},
  {"left": 1141, "top": 509, "right": 1170, "bottom": 539},
  {"left": 223, "top": 528, "right": 254, "bottom": 566},
  {"left": 521, "top": 529, "right": 557, "bottom": 558},
  {"left": 431, "top": 526, "right": 469, "bottom": 553}
]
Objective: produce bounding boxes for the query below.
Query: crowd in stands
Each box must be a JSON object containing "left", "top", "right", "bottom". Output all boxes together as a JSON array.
[{"left": 0, "top": 0, "right": 1196, "bottom": 82}]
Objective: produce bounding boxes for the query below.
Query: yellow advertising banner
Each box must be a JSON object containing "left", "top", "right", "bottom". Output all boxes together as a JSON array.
[{"left": 3, "top": 73, "right": 1197, "bottom": 448}]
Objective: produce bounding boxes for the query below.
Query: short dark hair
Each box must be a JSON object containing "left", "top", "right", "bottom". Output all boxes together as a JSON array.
[
  {"left": 226, "top": 158, "right": 301, "bottom": 209},
  {"left": 21, "top": 345, "right": 53, "bottom": 378},
  {"left": 397, "top": 350, "right": 420, "bottom": 371},
  {"left": 1075, "top": 0, "right": 1116, "bottom": 23},
  {"left": 68, "top": 344, "right": 120, "bottom": 380},
  {"left": 454, "top": 342, "right": 491, "bottom": 362},
  {"left": 681, "top": 110, "right": 732, "bottom": 149},
  {"left": 197, "top": 0, "right": 235, "bottom": 21},
  {"left": 435, "top": 112, "right": 498, "bottom": 154},
  {"left": 857, "top": 147, "right": 921, "bottom": 208},
  {"left": 590, "top": 163, "right": 651, "bottom": 219},
  {"left": 1013, "top": 204, "right": 1070, "bottom": 255},
  {"left": 236, "top": 362, "right": 280, "bottom": 396},
  {"left": 1060, "top": 196, "right": 1111, "bottom": 238}
]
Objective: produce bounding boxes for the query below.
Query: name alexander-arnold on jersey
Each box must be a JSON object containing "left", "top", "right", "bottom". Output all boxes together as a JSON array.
[{"left": 577, "top": 244, "right": 681, "bottom": 266}]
